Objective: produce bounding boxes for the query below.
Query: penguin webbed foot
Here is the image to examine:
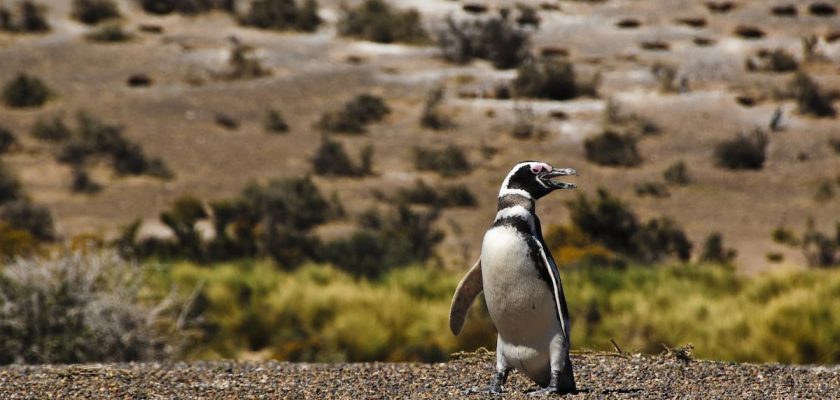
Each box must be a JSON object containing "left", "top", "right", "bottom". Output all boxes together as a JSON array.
[
  {"left": 464, "top": 384, "right": 504, "bottom": 395},
  {"left": 465, "top": 369, "right": 508, "bottom": 395}
]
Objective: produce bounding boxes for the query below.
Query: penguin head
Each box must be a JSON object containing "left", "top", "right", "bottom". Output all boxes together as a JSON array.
[{"left": 499, "top": 161, "right": 578, "bottom": 200}]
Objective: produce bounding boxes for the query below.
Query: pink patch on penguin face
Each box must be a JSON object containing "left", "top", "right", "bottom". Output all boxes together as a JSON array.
[{"left": 530, "top": 162, "right": 552, "bottom": 174}]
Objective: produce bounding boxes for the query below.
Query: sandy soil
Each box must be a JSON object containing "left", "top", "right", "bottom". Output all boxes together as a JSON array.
[{"left": 0, "top": 1, "right": 839, "bottom": 273}]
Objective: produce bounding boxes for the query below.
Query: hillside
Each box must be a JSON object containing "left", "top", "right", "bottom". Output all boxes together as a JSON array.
[
  {"left": 1, "top": 1, "right": 840, "bottom": 274},
  {"left": 1, "top": 352, "right": 838, "bottom": 399}
]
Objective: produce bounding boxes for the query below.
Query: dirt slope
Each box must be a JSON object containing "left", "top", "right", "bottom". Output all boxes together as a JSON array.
[{"left": 1, "top": 353, "right": 838, "bottom": 399}]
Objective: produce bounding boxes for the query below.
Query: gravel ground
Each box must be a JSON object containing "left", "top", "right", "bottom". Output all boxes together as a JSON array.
[{"left": 1, "top": 352, "right": 839, "bottom": 399}]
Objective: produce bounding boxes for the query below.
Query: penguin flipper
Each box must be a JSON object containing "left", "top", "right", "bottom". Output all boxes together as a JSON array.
[
  {"left": 449, "top": 259, "right": 483, "bottom": 336},
  {"left": 534, "top": 241, "right": 570, "bottom": 342}
]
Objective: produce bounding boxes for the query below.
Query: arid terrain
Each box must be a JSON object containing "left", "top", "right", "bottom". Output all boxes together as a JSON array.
[
  {"left": 2, "top": 352, "right": 839, "bottom": 399},
  {"left": 1, "top": 0, "right": 839, "bottom": 273}
]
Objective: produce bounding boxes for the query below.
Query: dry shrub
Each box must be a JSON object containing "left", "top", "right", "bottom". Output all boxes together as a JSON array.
[
  {"left": 584, "top": 131, "right": 641, "bottom": 167},
  {"left": 0, "top": 252, "right": 191, "bottom": 364},
  {"left": 714, "top": 128, "right": 768, "bottom": 170},
  {"left": 71, "top": 0, "right": 120, "bottom": 25},
  {"left": 338, "top": 0, "right": 427, "bottom": 44},
  {"left": 437, "top": 11, "right": 531, "bottom": 70},
  {"left": 2, "top": 73, "right": 52, "bottom": 108}
]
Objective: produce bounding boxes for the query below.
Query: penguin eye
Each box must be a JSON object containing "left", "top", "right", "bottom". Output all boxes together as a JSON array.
[{"left": 530, "top": 165, "right": 542, "bottom": 174}]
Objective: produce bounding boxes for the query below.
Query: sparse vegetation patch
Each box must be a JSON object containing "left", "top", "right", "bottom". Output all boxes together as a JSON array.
[
  {"left": 437, "top": 11, "right": 531, "bottom": 70},
  {"left": 0, "top": 1, "right": 50, "bottom": 33},
  {"left": 789, "top": 72, "right": 836, "bottom": 118},
  {"left": 71, "top": 0, "right": 120, "bottom": 25},
  {"left": 584, "top": 131, "right": 641, "bottom": 167},
  {"left": 338, "top": 0, "right": 427, "bottom": 44},
  {"left": 317, "top": 94, "right": 390, "bottom": 134},
  {"left": 239, "top": 0, "right": 321, "bottom": 32},
  {"left": 414, "top": 145, "right": 471, "bottom": 177},
  {"left": 714, "top": 128, "right": 768, "bottom": 170},
  {"left": 513, "top": 58, "right": 598, "bottom": 100}
]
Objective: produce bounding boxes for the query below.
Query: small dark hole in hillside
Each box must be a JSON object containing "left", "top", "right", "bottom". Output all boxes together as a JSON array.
[
  {"left": 809, "top": 2, "right": 837, "bottom": 17},
  {"left": 825, "top": 31, "right": 840, "bottom": 43},
  {"left": 735, "top": 96, "right": 756, "bottom": 107},
  {"left": 540, "top": 47, "right": 569, "bottom": 58},
  {"left": 771, "top": 4, "right": 797, "bottom": 17},
  {"left": 734, "top": 25, "right": 766, "bottom": 40},
  {"left": 640, "top": 41, "right": 670, "bottom": 51},
  {"left": 706, "top": 1, "right": 735, "bottom": 13},
  {"left": 214, "top": 113, "right": 239, "bottom": 130},
  {"left": 693, "top": 37, "right": 715, "bottom": 46},
  {"left": 138, "top": 23, "right": 163, "bottom": 34},
  {"left": 615, "top": 18, "right": 640, "bottom": 29},
  {"left": 127, "top": 73, "right": 152, "bottom": 87},
  {"left": 462, "top": 3, "right": 488, "bottom": 14},
  {"left": 675, "top": 17, "right": 706, "bottom": 28}
]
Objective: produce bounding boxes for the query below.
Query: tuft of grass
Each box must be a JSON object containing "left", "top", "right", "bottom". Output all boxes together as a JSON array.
[
  {"left": 663, "top": 160, "right": 690, "bottom": 185},
  {"left": 584, "top": 131, "right": 641, "bottom": 167},
  {"left": 713, "top": 128, "right": 768, "bottom": 170},
  {"left": 338, "top": 0, "right": 427, "bottom": 44},
  {"left": 31, "top": 116, "right": 72, "bottom": 141},
  {"left": 789, "top": 72, "right": 836, "bottom": 118},
  {"left": 264, "top": 109, "right": 289, "bottom": 133},
  {"left": 2, "top": 73, "right": 52, "bottom": 108},
  {"left": 312, "top": 136, "right": 373, "bottom": 177}
]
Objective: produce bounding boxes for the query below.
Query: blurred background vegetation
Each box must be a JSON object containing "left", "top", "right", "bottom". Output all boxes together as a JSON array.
[{"left": 2, "top": 0, "right": 840, "bottom": 367}]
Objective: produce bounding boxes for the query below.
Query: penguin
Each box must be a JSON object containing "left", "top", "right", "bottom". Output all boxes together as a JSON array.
[{"left": 450, "top": 161, "right": 578, "bottom": 395}]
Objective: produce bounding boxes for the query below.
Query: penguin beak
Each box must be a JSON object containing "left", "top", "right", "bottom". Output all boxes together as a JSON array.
[{"left": 542, "top": 167, "right": 578, "bottom": 189}]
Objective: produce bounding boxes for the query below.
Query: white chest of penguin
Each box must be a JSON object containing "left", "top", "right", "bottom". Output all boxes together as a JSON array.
[{"left": 481, "top": 226, "right": 561, "bottom": 355}]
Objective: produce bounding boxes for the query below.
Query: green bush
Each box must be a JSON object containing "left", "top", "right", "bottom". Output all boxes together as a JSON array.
[
  {"left": 70, "top": 167, "right": 102, "bottom": 194},
  {"left": 323, "top": 204, "right": 444, "bottom": 279},
  {"left": 0, "top": 252, "right": 188, "bottom": 364},
  {"left": 317, "top": 94, "right": 390, "bottom": 134},
  {"left": 699, "top": 232, "right": 737, "bottom": 264},
  {"left": 0, "top": 125, "right": 16, "bottom": 153},
  {"left": 71, "top": 0, "right": 120, "bottom": 25},
  {"left": 85, "top": 22, "right": 132, "bottom": 42},
  {"left": 2, "top": 73, "right": 52, "bottom": 108},
  {"left": 31, "top": 116, "right": 72, "bottom": 141},
  {"left": 714, "top": 128, "right": 768, "bottom": 170},
  {"left": 146, "top": 262, "right": 493, "bottom": 362},
  {"left": 790, "top": 72, "right": 836, "bottom": 118},
  {"left": 437, "top": 11, "right": 531, "bottom": 69},
  {"left": 565, "top": 188, "right": 691, "bottom": 263},
  {"left": 663, "top": 160, "right": 690, "bottom": 185},
  {"left": 239, "top": 0, "right": 321, "bottom": 32},
  {"left": 0, "top": 162, "right": 22, "bottom": 205},
  {"left": 264, "top": 109, "right": 289, "bottom": 133},
  {"left": 584, "top": 130, "right": 641, "bottom": 167},
  {"left": 312, "top": 136, "right": 372, "bottom": 177},
  {"left": 414, "top": 145, "right": 471, "bottom": 177},
  {"left": 513, "top": 59, "right": 598, "bottom": 100},
  {"left": 338, "top": 0, "right": 427, "bottom": 44},
  {"left": 0, "top": 200, "right": 54, "bottom": 241}
]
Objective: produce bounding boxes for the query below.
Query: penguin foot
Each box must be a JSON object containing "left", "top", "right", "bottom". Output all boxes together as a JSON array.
[
  {"left": 464, "top": 385, "right": 503, "bottom": 395},
  {"left": 526, "top": 387, "right": 562, "bottom": 396}
]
